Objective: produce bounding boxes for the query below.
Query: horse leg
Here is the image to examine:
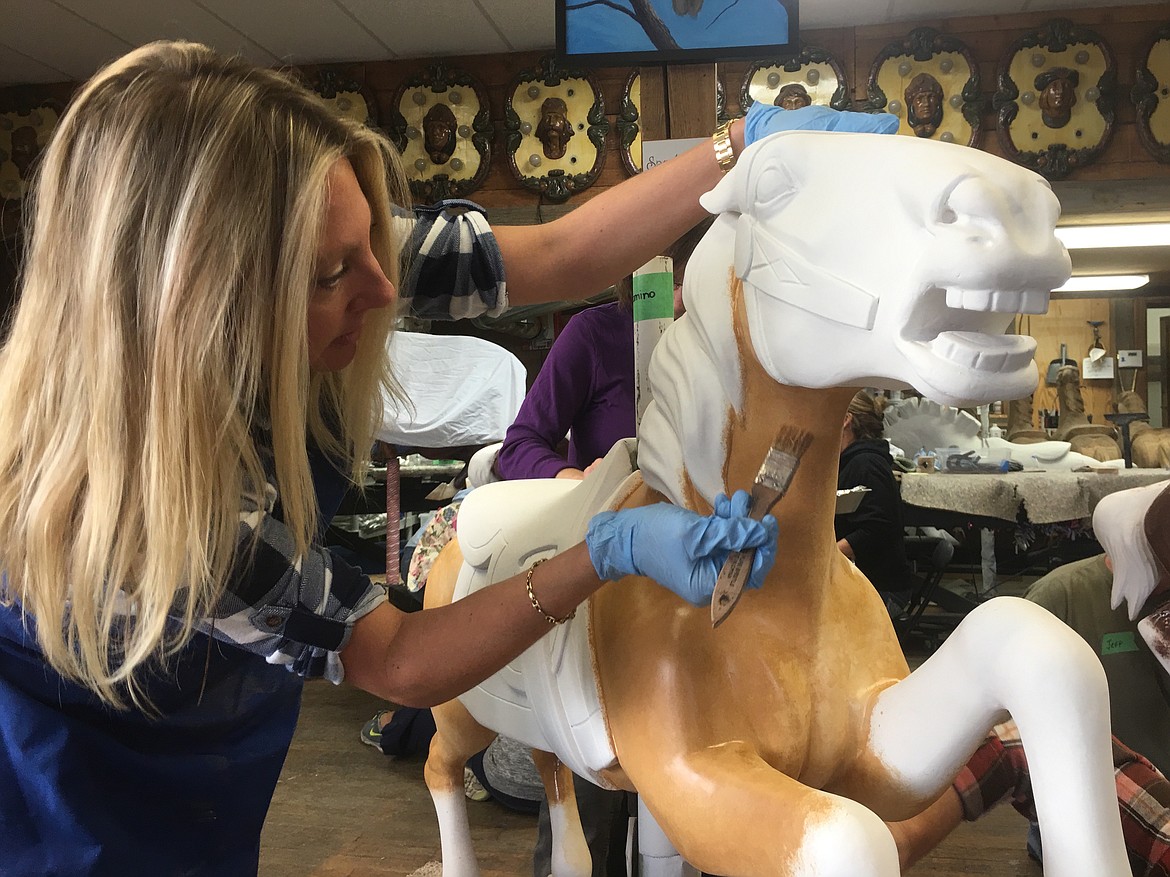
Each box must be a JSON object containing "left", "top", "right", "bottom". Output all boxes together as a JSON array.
[
  {"left": 423, "top": 698, "right": 498, "bottom": 877},
  {"left": 530, "top": 750, "right": 591, "bottom": 877},
  {"left": 636, "top": 796, "right": 699, "bottom": 877},
  {"left": 852, "top": 597, "right": 1128, "bottom": 877},
  {"left": 631, "top": 742, "right": 900, "bottom": 877}
]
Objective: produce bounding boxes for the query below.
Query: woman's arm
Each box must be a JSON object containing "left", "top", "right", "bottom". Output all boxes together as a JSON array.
[
  {"left": 496, "top": 120, "right": 745, "bottom": 307},
  {"left": 342, "top": 542, "right": 600, "bottom": 706},
  {"left": 341, "top": 492, "right": 780, "bottom": 707}
]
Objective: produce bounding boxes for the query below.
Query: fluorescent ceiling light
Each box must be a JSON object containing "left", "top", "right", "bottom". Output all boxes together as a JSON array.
[
  {"left": 1052, "top": 274, "right": 1150, "bottom": 293},
  {"left": 1054, "top": 223, "right": 1170, "bottom": 249}
]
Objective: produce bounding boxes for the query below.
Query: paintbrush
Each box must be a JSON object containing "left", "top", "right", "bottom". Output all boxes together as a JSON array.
[{"left": 710, "top": 425, "right": 813, "bottom": 627}]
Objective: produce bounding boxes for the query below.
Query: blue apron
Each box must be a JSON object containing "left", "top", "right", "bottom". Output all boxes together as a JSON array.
[{"left": 0, "top": 446, "right": 352, "bottom": 876}]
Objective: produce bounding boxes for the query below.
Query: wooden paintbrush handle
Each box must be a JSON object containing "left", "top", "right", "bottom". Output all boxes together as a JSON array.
[{"left": 711, "top": 547, "right": 753, "bottom": 626}]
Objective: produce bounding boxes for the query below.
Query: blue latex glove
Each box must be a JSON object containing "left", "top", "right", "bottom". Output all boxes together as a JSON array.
[
  {"left": 585, "top": 490, "right": 779, "bottom": 606},
  {"left": 743, "top": 101, "right": 899, "bottom": 145}
]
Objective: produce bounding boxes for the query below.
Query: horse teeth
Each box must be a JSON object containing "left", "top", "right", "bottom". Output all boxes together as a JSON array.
[
  {"left": 1005, "top": 347, "right": 1035, "bottom": 369},
  {"left": 968, "top": 289, "right": 995, "bottom": 311},
  {"left": 943, "top": 288, "right": 1048, "bottom": 315},
  {"left": 929, "top": 331, "right": 1037, "bottom": 371},
  {"left": 930, "top": 332, "right": 981, "bottom": 366},
  {"left": 1019, "top": 290, "right": 1049, "bottom": 314},
  {"left": 987, "top": 290, "right": 1011, "bottom": 312},
  {"left": 977, "top": 350, "right": 1008, "bottom": 371}
]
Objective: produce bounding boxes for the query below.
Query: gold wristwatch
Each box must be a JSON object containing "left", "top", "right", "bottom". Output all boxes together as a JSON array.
[{"left": 712, "top": 119, "right": 736, "bottom": 173}]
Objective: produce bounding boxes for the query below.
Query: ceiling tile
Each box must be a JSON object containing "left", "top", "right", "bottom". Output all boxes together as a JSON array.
[
  {"left": 337, "top": 0, "right": 511, "bottom": 58},
  {"left": 0, "top": 42, "right": 70, "bottom": 85},
  {"left": 886, "top": 0, "right": 1028, "bottom": 25},
  {"left": 195, "top": 0, "right": 390, "bottom": 64},
  {"left": 475, "top": 0, "right": 556, "bottom": 52},
  {"left": 54, "top": 0, "right": 279, "bottom": 67},
  {"left": 802, "top": 0, "right": 895, "bottom": 30},
  {"left": 1, "top": 0, "right": 1169, "bottom": 90},
  {"left": 1027, "top": 0, "right": 1167, "bottom": 10},
  {"left": 1, "top": 0, "right": 133, "bottom": 82}
]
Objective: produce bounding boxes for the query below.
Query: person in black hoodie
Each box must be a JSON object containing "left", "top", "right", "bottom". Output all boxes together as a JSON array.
[{"left": 835, "top": 391, "right": 913, "bottom": 614}]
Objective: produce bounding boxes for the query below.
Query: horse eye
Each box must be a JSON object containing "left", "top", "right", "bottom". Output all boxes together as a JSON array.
[{"left": 752, "top": 167, "right": 792, "bottom": 212}]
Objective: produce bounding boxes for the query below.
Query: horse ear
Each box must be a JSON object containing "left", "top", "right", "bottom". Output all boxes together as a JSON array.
[{"left": 699, "top": 170, "right": 741, "bottom": 216}]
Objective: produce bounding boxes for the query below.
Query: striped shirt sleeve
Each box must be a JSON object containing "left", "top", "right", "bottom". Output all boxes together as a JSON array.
[
  {"left": 395, "top": 199, "right": 508, "bottom": 321},
  {"left": 193, "top": 481, "right": 387, "bottom": 683}
]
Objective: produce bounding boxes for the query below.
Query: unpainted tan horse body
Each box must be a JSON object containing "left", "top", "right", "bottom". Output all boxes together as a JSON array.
[
  {"left": 1119, "top": 390, "right": 1170, "bottom": 469},
  {"left": 1053, "top": 364, "right": 1121, "bottom": 463}
]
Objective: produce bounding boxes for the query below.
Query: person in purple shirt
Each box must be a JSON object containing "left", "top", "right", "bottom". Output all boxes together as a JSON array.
[
  {"left": 496, "top": 218, "right": 711, "bottom": 484},
  {"left": 496, "top": 300, "right": 635, "bottom": 480}
]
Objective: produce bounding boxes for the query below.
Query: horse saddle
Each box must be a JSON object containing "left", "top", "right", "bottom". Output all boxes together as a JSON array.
[{"left": 452, "top": 438, "right": 640, "bottom": 786}]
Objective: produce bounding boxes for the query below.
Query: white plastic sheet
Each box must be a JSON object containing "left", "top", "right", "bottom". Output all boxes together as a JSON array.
[{"left": 379, "top": 331, "right": 526, "bottom": 448}]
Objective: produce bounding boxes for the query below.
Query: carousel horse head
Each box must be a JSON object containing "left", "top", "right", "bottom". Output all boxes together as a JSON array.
[
  {"left": 694, "top": 130, "right": 1070, "bottom": 407},
  {"left": 642, "top": 130, "right": 1072, "bottom": 504}
]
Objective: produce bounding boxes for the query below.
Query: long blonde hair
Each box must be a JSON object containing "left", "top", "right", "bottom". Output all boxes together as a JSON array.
[{"left": 0, "top": 41, "right": 410, "bottom": 706}]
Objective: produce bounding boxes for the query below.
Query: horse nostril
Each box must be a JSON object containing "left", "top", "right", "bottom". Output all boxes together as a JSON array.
[{"left": 935, "top": 177, "right": 1007, "bottom": 243}]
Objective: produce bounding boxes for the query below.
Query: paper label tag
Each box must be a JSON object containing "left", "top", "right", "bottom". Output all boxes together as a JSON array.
[
  {"left": 632, "top": 268, "right": 674, "bottom": 322},
  {"left": 1082, "top": 355, "right": 1115, "bottom": 380},
  {"left": 1101, "top": 631, "right": 1139, "bottom": 655}
]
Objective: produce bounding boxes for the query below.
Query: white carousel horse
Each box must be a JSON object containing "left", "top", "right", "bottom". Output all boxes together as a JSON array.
[
  {"left": 422, "top": 129, "right": 1129, "bottom": 876},
  {"left": 882, "top": 395, "right": 1123, "bottom": 471}
]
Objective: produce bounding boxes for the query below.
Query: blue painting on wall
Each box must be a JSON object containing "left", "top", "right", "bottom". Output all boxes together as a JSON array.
[{"left": 557, "top": 0, "right": 798, "bottom": 66}]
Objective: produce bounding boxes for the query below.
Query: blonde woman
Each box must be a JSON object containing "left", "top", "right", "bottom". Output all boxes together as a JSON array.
[
  {"left": 0, "top": 41, "right": 905, "bottom": 871},
  {"left": 0, "top": 41, "right": 788, "bottom": 874}
]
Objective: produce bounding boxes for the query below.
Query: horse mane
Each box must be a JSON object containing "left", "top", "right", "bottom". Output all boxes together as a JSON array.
[{"left": 638, "top": 219, "right": 744, "bottom": 508}]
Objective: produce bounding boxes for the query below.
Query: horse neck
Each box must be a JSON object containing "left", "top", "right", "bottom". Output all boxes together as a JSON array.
[
  {"left": 716, "top": 297, "right": 859, "bottom": 595},
  {"left": 728, "top": 365, "right": 856, "bottom": 532}
]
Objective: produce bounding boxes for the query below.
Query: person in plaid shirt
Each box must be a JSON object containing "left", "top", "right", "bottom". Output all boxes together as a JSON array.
[{"left": 0, "top": 41, "right": 802, "bottom": 875}]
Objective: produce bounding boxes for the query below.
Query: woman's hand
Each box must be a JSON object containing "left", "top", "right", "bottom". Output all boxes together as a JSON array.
[
  {"left": 743, "top": 102, "right": 900, "bottom": 145},
  {"left": 584, "top": 490, "right": 779, "bottom": 605}
]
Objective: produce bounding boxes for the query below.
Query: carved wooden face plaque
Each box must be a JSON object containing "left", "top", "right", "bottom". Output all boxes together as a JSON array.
[
  {"left": 387, "top": 63, "right": 491, "bottom": 203},
  {"left": 617, "top": 70, "right": 642, "bottom": 176},
  {"left": 867, "top": 28, "right": 980, "bottom": 147},
  {"left": 1134, "top": 23, "right": 1170, "bottom": 163},
  {"left": 311, "top": 69, "right": 378, "bottom": 128},
  {"left": 0, "top": 102, "right": 61, "bottom": 201},
  {"left": 741, "top": 46, "right": 850, "bottom": 112},
  {"left": 505, "top": 57, "right": 608, "bottom": 202},
  {"left": 994, "top": 18, "right": 1116, "bottom": 180}
]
